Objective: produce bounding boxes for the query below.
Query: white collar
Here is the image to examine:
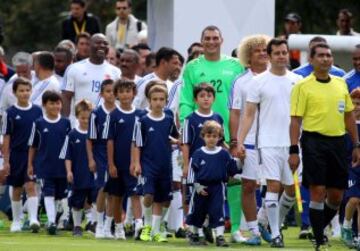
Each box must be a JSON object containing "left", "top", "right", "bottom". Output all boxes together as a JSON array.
[{"left": 201, "top": 146, "right": 221, "bottom": 154}]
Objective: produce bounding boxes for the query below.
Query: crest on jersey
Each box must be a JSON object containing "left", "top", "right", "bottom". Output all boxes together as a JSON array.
[
  {"left": 338, "top": 100, "right": 345, "bottom": 113},
  {"left": 15, "top": 115, "right": 21, "bottom": 120}
]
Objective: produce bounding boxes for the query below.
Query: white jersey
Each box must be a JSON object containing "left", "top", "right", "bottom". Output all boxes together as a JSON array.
[
  {"left": 229, "top": 69, "right": 257, "bottom": 145},
  {"left": 55, "top": 74, "right": 63, "bottom": 85},
  {"left": 133, "top": 72, "right": 171, "bottom": 109},
  {"left": 31, "top": 74, "right": 60, "bottom": 106},
  {"left": 247, "top": 70, "right": 302, "bottom": 148},
  {"left": 0, "top": 71, "right": 37, "bottom": 115},
  {"left": 166, "top": 79, "right": 182, "bottom": 116},
  {"left": 62, "top": 58, "right": 121, "bottom": 112}
]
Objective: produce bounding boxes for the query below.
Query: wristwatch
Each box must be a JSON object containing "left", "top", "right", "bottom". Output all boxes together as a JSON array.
[{"left": 354, "top": 142, "right": 360, "bottom": 148}]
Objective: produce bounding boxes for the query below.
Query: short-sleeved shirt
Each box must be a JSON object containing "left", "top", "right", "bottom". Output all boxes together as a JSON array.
[
  {"left": 1, "top": 103, "right": 42, "bottom": 151},
  {"left": 167, "top": 79, "right": 182, "bottom": 116},
  {"left": 31, "top": 75, "right": 60, "bottom": 106},
  {"left": 28, "top": 115, "right": 71, "bottom": 178},
  {"left": 291, "top": 74, "right": 353, "bottom": 136},
  {"left": 228, "top": 69, "right": 257, "bottom": 145},
  {"left": 247, "top": 70, "right": 302, "bottom": 148},
  {"left": 182, "top": 110, "right": 223, "bottom": 157},
  {"left": 293, "top": 63, "right": 346, "bottom": 78},
  {"left": 62, "top": 59, "right": 121, "bottom": 116},
  {"left": 191, "top": 146, "right": 239, "bottom": 183},
  {"left": 60, "top": 127, "right": 94, "bottom": 189},
  {"left": 344, "top": 69, "right": 360, "bottom": 93},
  {"left": 134, "top": 113, "right": 179, "bottom": 178},
  {"left": 103, "top": 106, "right": 142, "bottom": 170}
]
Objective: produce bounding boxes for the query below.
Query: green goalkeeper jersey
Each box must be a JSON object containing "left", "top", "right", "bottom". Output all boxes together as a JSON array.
[{"left": 179, "top": 54, "right": 245, "bottom": 142}]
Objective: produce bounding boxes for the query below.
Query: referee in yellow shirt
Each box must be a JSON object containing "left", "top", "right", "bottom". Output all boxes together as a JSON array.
[{"left": 289, "top": 43, "right": 360, "bottom": 250}]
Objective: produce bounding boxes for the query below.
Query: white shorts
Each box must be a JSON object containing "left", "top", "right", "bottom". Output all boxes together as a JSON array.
[
  {"left": 241, "top": 148, "right": 262, "bottom": 181},
  {"left": 260, "top": 147, "right": 294, "bottom": 186},
  {"left": 172, "top": 149, "right": 183, "bottom": 182}
]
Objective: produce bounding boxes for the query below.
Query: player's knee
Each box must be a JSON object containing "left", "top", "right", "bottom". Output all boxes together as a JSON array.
[
  {"left": 143, "top": 194, "right": 154, "bottom": 207},
  {"left": 242, "top": 180, "right": 256, "bottom": 195}
]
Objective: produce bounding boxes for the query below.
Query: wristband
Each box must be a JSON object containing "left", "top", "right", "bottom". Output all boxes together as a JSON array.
[
  {"left": 289, "top": 145, "right": 299, "bottom": 154},
  {"left": 354, "top": 142, "right": 360, "bottom": 149}
]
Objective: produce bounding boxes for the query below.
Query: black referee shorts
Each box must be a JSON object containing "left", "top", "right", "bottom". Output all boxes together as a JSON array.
[{"left": 301, "top": 131, "right": 348, "bottom": 189}]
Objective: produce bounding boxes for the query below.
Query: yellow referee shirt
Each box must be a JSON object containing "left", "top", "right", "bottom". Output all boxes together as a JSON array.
[{"left": 290, "top": 74, "right": 354, "bottom": 136}]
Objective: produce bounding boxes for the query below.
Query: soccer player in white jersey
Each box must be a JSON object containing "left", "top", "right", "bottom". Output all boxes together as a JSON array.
[
  {"left": 61, "top": 33, "right": 121, "bottom": 123},
  {"left": 0, "top": 52, "right": 36, "bottom": 117},
  {"left": 31, "top": 52, "right": 61, "bottom": 106},
  {"left": 238, "top": 39, "right": 302, "bottom": 248},
  {"left": 133, "top": 47, "right": 181, "bottom": 109},
  {"left": 228, "top": 34, "right": 270, "bottom": 245}
]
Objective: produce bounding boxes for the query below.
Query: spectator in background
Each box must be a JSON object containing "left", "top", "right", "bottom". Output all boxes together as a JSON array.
[
  {"left": 0, "top": 52, "right": 36, "bottom": 116},
  {"left": 186, "top": 42, "right": 203, "bottom": 62},
  {"left": 106, "top": 47, "right": 118, "bottom": 66},
  {"left": 280, "top": 12, "right": 302, "bottom": 69},
  {"left": 75, "top": 32, "right": 91, "bottom": 62},
  {"left": 62, "top": 0, "right": 101, "bottom": 43},
  {"left": 0, "top": 47, "right": 15, "bottom": 82},
  {"left": 132, "top": 43, "right": 151, "bottom": 76},
  {"left": 336, "top": 9, "right": 360, "bottom": 36},
  {"left": 57, "top": 39, "right": 76, "bottom": 60},
  {"left": 293, "top": 36, "right": 346, "bottom": 77},
  {"left": 345, "top": 44, "right": 360, "bottom": 93},
  {"left": 53, "top": 46, "right": 73, "bottom": 83},
  {"left": 144, "top": 52, "right": 156, "bottom": 75},
  {"left": 119, "top": 49, "right": 140, "bottom": 82},
  {"left": 105, "top": 0, "right": 147, "bottom": 51}
]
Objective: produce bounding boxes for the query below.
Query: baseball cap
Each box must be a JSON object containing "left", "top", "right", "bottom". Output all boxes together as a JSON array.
[{"left": 285, "top": 13, "right": 301, "bottom": 23}]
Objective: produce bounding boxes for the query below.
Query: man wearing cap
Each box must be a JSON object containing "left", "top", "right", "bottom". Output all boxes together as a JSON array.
[{"left": 280, "top": 12, "right": 302, "bottom": 69}]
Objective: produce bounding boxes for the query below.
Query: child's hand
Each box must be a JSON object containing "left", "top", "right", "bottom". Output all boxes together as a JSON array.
[
  {"left": 194, "top": 183, "right": 208, "bottom": 196},
  {"left": 237, "top": 144, "right": 246, "bottom": 161},
  {"left": 88, "top": 158, "right": 96, "bottom": 173},
  {"left": 134, "top": 163, "right": 142, "bottom": 177},
  {"left": 109, "top": 165, "right": 118, "bottom": 178},
  {"left": 67, "top": 171, "right": 74, "bottom": 183},
  {"left": 27, "top": 165, "right": 34, "bottom": 179},
  {"left": 3, "top": 161, "right": 10, "bottom": 177},
  {"left": 182, "top": 164, "right": 188, "bottom": 179}
]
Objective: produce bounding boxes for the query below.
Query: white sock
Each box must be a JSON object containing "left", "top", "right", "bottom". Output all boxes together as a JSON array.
[
  {"left": 85, "top": 208, "right": 92, "bottom": 224},
  {"left": 343, "top": 219, "right": 352, "bottom": 229},
  {"left": 247, "top": 220, "right": 260, "bottom": 236},
  {"left": 279, "top": 192, "right": 295, "bottom": 226},
  {"left": 198, "top": 227, "right": 204, "bottom": 237},
  {"left": 27, "top": 196, "right": 39, "bottom": 223},
  {"left": 124, "top": 198, "right": 133, "bottom": 225},
  {"left": 104, "top": 216, "right": 113, "bottom": 231},
  {"left": 144, "top": 206, "right": 152, "bottom": 226},
  {"left": 215, "top": 226, "right": 224, "bottom": 237},
  {"left": 135, "top": 218, "right": 143, "bottom": 231},
  {"left": 331, "top": 214, "right": 340, "bottom": 231},
  {"left": 265, "top": 192, "right": 280, "bottom": 239},
  {"left": 72, "top": 210, "right": 82, "bottom": 227},
  {"left": 152, "top": 215, "right": 162, "bottom": 235},
  {"left": 91, "top": 204, "right": 97, "bottom": 223},
  {"left": 161, "top": 207, "right": 169, "bottom": 222},
  {"left": 11, "top": 200, "right": 22, "bottom": 223},
  {"left": 168, "top": 190, "right": 183, "bottom": 231},
  {"left": 44, "top": 196, "right": 56, "bottom": 223},
  {"left": 59, "top": 198, "right": 69, "bottom": 221},
  {"left": 97, "top": 211, "right": 105, "bottom": 227},
  {"left": 240, "top": 211, "right": 248, "bottom": 231},
  {"left": 257, "top": 201, "right": 268, "bottom": 226}
]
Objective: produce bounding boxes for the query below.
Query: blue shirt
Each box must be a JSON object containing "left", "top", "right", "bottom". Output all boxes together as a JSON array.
[
  {"left": 88, "top": 104, "right": 113, "bottom": 161},
  {"left": 1, "top": 103, "right": 42, "bottom": 152},
  {"left": 191, "top": 146, "right": 239, "bottom": 184},
  {"left": 28, "top": 115, "right": 71, "bottom": 178},
  {"left": 293, "top": 63, "right": 346, "bottom": 78},
  {"left": 103, "top": 106, "right": 142, "bottom": 170},
  {"left": 182, "top": 110, "right": 224, "bottom": 157},
  {"left": 344, "top": 69, "right": 360, "bottom": 93},
  {"left": 134, "top": 113, "right": 179, "bottom": 178},
  {"left": 60, "top": 128, "right": 94, "bottom": 189}
]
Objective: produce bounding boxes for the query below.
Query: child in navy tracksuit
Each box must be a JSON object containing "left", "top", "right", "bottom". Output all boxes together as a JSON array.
[
  {"left": 60, "top": 99, "right": 95, "bottom": 237},
  {"left": 186, "top": 120, "right": 241, "bottom": 247},
  {"left": 28, "top": 91, "right": 71, "bottom": 235}
]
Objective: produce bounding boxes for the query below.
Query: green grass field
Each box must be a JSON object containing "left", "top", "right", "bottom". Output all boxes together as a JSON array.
[{"left": 0, "top": 220, "right": 353, "bottom": 251}]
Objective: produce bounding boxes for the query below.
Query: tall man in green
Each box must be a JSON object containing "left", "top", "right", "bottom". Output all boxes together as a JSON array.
[
  {"left": 179, "top": 25, "right": 245, "bottom": 142},
  {"left": 179, "top": 25, "right": 245, "bottom": 241}
]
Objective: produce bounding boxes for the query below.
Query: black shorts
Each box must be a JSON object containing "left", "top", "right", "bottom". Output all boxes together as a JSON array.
[{"left": 301, "top": 131, "right": 348, "bottom": 189}]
